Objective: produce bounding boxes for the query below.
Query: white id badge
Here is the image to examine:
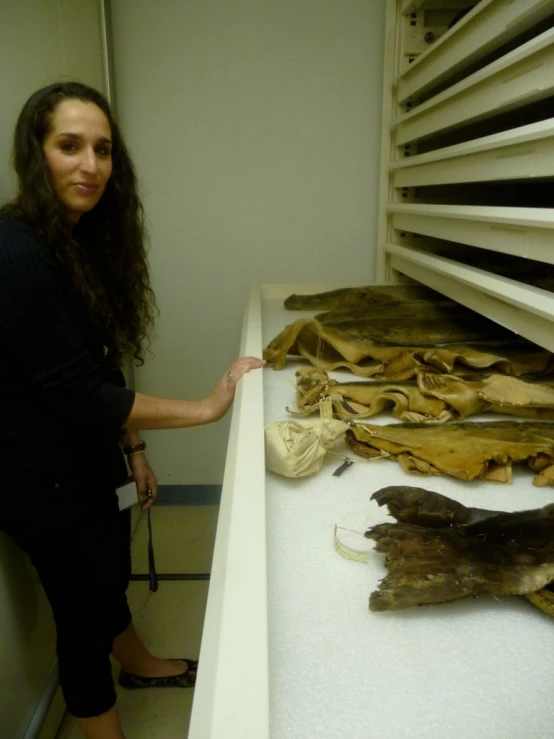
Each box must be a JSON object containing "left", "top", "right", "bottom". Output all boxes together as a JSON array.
[{"left": 116, "top": 476, "right": 139, "bottom": 510}]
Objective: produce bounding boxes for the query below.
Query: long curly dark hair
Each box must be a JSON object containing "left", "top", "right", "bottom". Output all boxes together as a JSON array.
[{"left": 0, "top": 81, "right": 157, "bottom": 365}]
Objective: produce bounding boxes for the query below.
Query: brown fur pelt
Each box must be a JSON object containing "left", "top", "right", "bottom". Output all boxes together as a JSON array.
[
  {"left": 366, "top": 486, "right": 554, "bottom": 612},
  {"left": 284, "top": 284, "right": 441, "bottom": 311},
  {"left": 314, "top": 299, "right": 475, "bottom": 326}
]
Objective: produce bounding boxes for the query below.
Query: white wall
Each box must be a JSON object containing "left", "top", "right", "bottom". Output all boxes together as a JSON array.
[
  {"left": 0, "top": 0, "right": 105, "bottom": 203},
  {"left": 111, "top": 0, "right": 386, "bottom": 484}
]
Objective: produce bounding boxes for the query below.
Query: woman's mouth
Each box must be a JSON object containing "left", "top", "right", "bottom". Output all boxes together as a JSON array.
[{"left": 72, "top": 182, "right": 99, "bottom": 194}]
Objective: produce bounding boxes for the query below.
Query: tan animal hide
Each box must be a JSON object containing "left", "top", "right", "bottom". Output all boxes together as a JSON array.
[
  {"left": 345, "top": 420, "right": 554, "bottom": 485},
  {"left": 294, "top": 368, "right": 554, "bottom": 423},
  {"left": 263, "top": 318, "right": 554, "bottom": 380}
]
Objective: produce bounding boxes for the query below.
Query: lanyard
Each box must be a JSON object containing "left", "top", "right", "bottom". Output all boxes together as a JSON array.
[{"left": 147, "top": 507, "right": 158, "bottom": 592}]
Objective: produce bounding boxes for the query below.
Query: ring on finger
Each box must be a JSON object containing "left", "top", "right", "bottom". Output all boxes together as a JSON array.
[{"left": 227, "top": 371, "right": 233, "bottom": 380}]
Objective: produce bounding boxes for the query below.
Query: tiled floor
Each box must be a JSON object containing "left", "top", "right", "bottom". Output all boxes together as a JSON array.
[{"left": 55, "top": 505, "right": 219, "bottom": 739}]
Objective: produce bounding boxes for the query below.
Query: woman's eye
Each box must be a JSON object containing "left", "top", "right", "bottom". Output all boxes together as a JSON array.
[
  {"left": 96, "top": 147, "right": 111, "bottom": 157},
  {"left": 60, "top": 142, "right": 77, "bottom": 152}
]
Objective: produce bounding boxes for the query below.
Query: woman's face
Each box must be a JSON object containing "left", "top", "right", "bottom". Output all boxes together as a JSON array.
[{"left": 42, "top": 98, "right": 113, "bottom": 223}]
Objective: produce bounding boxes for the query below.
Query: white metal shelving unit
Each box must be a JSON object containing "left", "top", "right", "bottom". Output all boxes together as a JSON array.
[
  {"left": 396, "top": 0, "right": 554, "bottom": 103},
  {"left": 378, "top": 0, "right": 554, "bottom": 356},
  {"left": 390, "top": 120, "right": 554, "bottom": 187}
]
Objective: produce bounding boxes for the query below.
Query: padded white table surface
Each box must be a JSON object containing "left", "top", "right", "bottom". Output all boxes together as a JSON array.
[{"left": 190, "top": 284, "right": 554, "bottom": 739}]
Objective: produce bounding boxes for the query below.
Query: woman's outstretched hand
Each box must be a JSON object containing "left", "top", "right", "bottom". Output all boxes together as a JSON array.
[{"left": 205, "top": 356, "right": 266, "bottom": 422}]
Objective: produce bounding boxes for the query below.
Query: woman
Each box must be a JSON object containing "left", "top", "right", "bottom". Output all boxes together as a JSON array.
[{"left": 0, "top": 81, "right": 264, "bottom": 739}]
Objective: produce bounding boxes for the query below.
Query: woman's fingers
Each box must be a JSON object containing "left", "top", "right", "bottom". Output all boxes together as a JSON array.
[
  {"left": 130, "top": 457, "right": 158, "bottom": 509},
  {"left": 226, "top": 356, "right": 265, "bottom": 384},
  {"left": 207, "top": 357, "right": 265, "bottom": 422},
  {"left": 139, "top": 481, "right": 157, "bottom": 509},
  {"left": 141, "top": 488, "right": 156, "bottom": 510}
]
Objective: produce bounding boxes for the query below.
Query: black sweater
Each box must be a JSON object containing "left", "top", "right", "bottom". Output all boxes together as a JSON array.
[{"left": 0, "top": 219, "right": 136, "bottom": 529}]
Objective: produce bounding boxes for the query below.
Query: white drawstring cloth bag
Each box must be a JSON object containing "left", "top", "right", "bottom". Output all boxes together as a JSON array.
[{"left": 265, "top": 399, "right": 348, "bottom": 478}]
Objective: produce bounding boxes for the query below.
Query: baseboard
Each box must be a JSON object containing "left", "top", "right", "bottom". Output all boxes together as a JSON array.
[{"left": 156, "top": 484, "right": 222, "bottom": 506}]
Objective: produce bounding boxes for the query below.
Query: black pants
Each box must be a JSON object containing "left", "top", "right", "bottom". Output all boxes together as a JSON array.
[{"left": 5, "top": 494, "right": 132, "bottom": 718}]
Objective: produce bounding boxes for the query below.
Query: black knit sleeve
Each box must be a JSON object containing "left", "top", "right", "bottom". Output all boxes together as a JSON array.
[{"left": 0, "top": 221, "right": 135, "bottom": 433}]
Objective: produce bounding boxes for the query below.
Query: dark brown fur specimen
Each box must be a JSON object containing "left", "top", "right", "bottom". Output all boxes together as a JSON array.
[
  {"left": 284, "top": 285, "right": 441, "bottom": 311},
  {"left": 366, "top": 486, "right": 554, "bottom": 612},
  {"left": 314, "top": 300, "right": 473, "bottom": 325},
  {"left": 318, "top": 316, "right": 515, "bottom": 346}
]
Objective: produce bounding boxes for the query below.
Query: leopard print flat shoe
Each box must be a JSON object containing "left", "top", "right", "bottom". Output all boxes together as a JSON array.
[{"left": 119, "top": 658, "right": 198, "bottom": 689}]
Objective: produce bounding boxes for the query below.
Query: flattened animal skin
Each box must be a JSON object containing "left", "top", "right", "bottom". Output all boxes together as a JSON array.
[
  {"left": 294, "top": 368, "right": 456, "bottom": 422},
  {"left": 264, "top": 318, "right": 554, "bottom": 379},
  {"left": 284, "top": 284, "right": 441, "bottom": 311},
  {"left": 294, "top": 368, "right": 554, "bottom": 423},
  {"left": 321, "top": 316, "right": 514, "bottom": 345},
  {"left": 350, "top": 420, "right": 554, "bottom": 484},
  {"left": 365, "top": 486, "right": 554, "bottom": 611},
  {"left": 313, "top": 295, "right": 499, "bottom": 326},
  {"left": 286, "top": 300, "right": 513, "bottom": 344},
  {"left": 315, "top": 300, "right": 475, "bottom": 325},
  {"left": 345, "top": 420, "right": 554, "bottom": 484},
  {"left": 422, "top": 373, "right": 554, "bottom": 421}
]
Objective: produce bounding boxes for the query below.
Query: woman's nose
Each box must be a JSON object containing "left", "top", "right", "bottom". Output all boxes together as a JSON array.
[{"left": 80, "top": 147, "right": 98, "bottom": 173}]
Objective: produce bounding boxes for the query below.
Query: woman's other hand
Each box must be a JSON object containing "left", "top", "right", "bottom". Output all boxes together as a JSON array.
[
  {"left": 205, "top": 356, "right": 265, "bottom": 422},
  {"left": 128, "top": 452, "right": 158, "bottom": 509}
]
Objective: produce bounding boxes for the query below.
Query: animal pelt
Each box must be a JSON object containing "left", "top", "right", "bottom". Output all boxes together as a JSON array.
[
  {"left": 366, "top": 485, "right": 554, "bottom": 612},
  {"left": 270, "top": 315, "right": 515, "bottom": 348},
  {"left": 294, "top": 367, "right": 554, "bottom": 424},
  {"left": 284, "top": 284, "right": 441, "bottom": 311},
  {"left": 263, "top": 318, "right": 554, "bottom": 380},
  {"left": 345, "top": 420, "right": 554, "bottom": 485},
  {"left": 314, "top": 299, "right": 476, "bottom": 326}
]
